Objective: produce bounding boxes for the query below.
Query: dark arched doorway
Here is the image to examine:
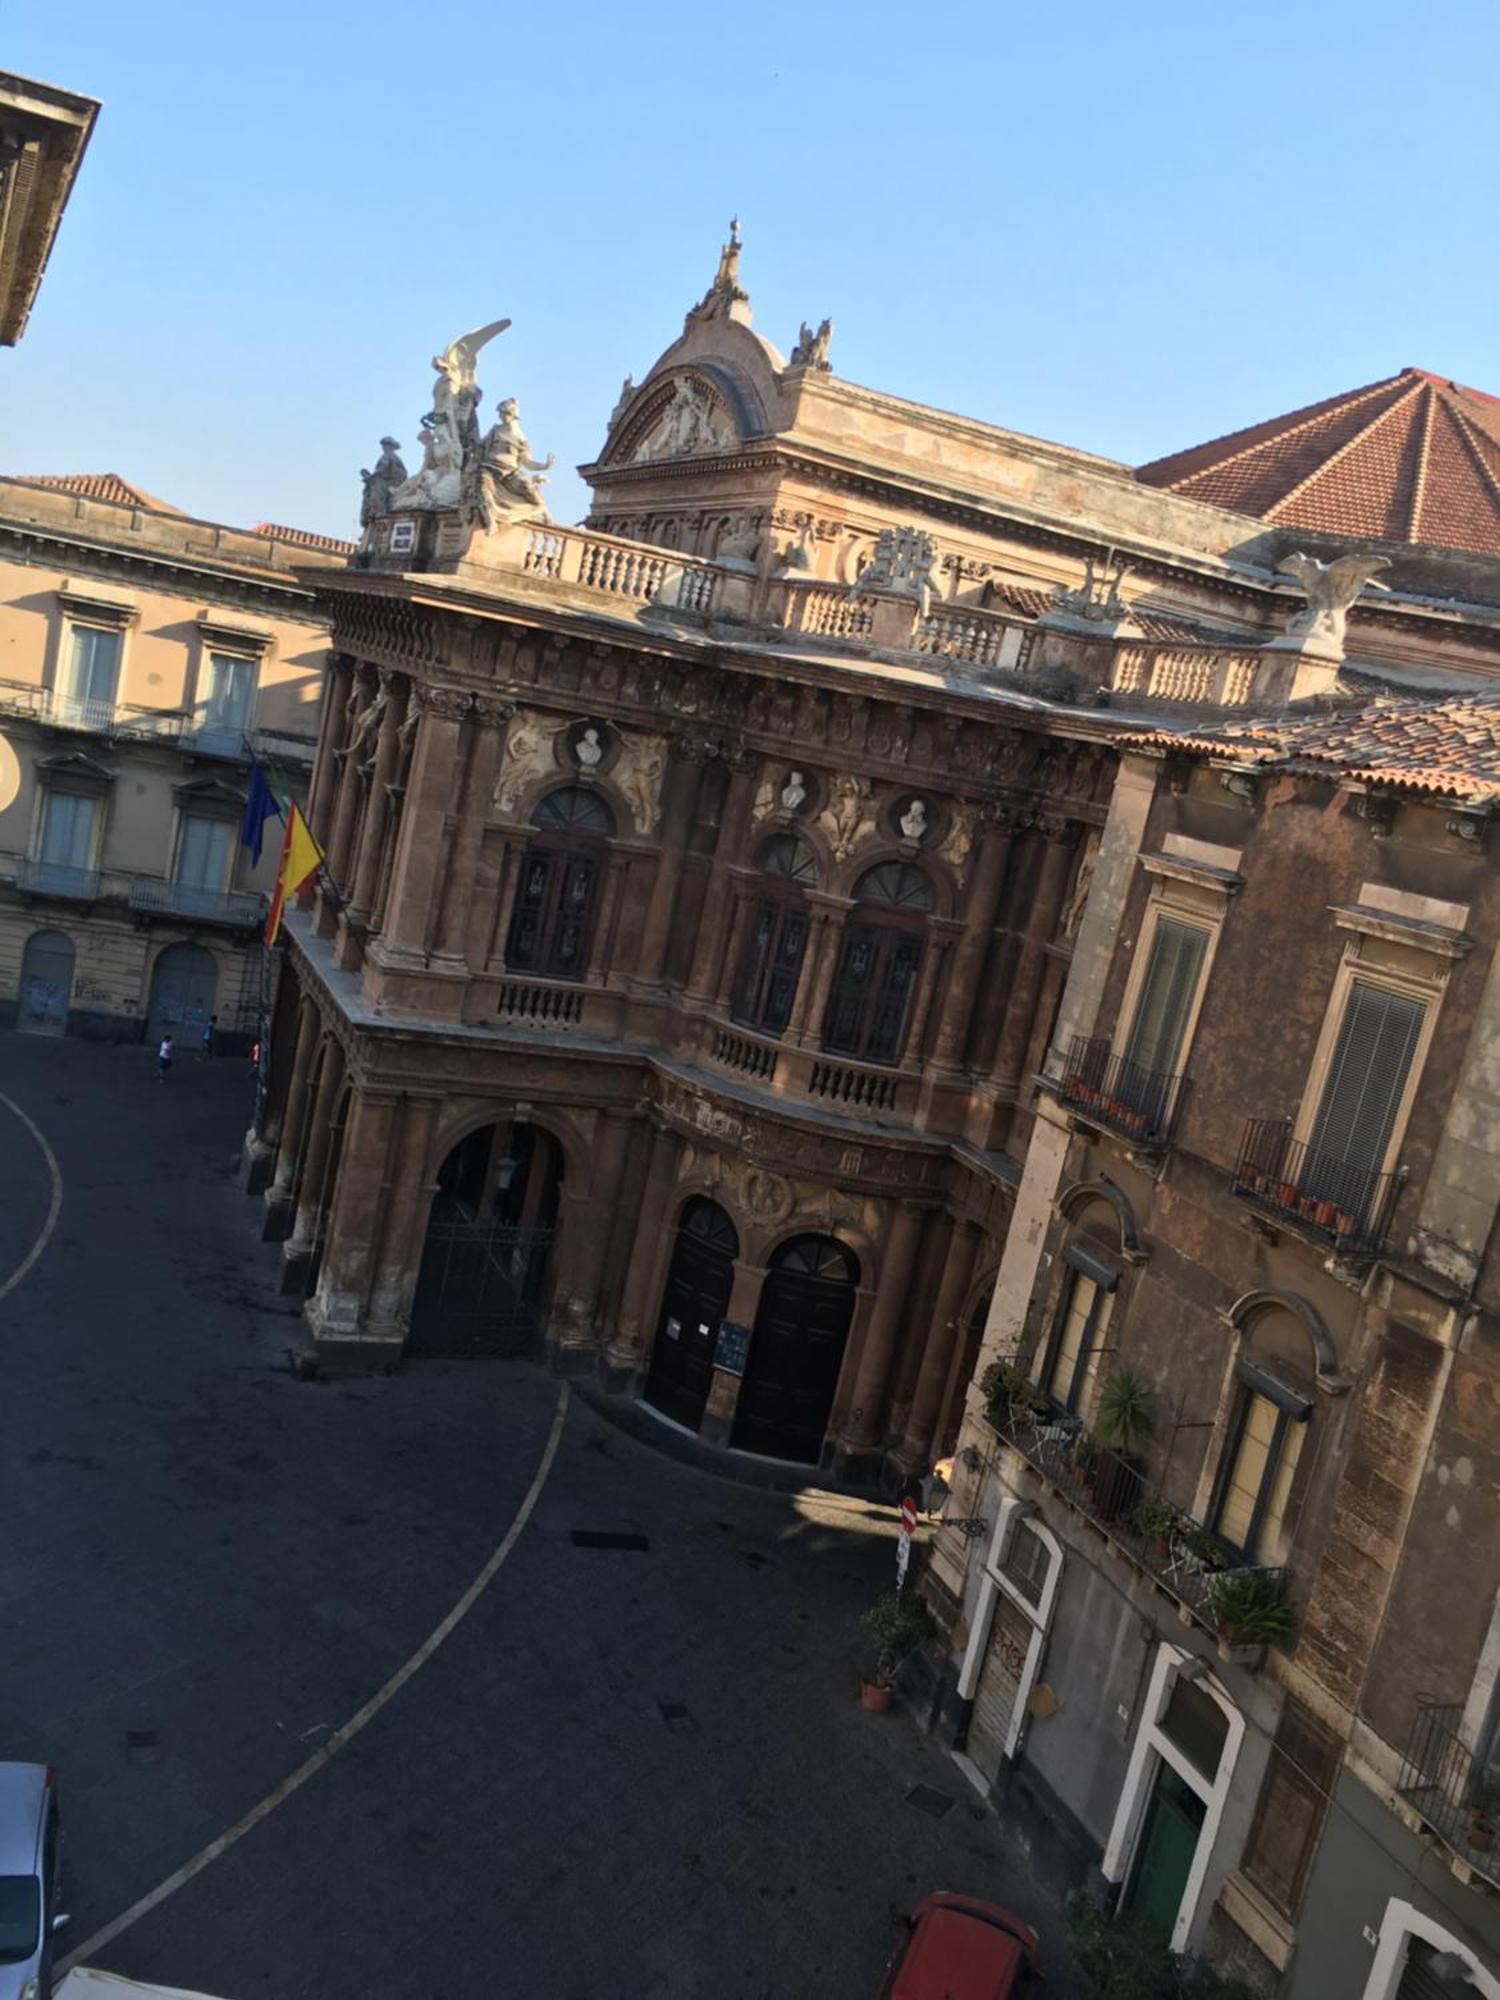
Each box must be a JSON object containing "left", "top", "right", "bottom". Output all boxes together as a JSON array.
[
  {"left": 147, "top": 941, "right": 218, "bottom": 1044},
  {"left": 733, "top": 1235, "right": 859, "bottom": 1464},
  {"left": 408, "top": 1121, "right": 563, "bottom": 1357},
  {"left": 18, "top": 929, "right": 74, "bottom": 1035},
  {"left": 644, "top": 1198, "right": 739, "bottom": 1433}
]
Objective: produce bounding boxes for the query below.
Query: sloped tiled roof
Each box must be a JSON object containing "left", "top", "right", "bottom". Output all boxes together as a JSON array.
[
  {"left": 1134, "top": 691, "right": 1500, "bottom": 805},
  {"left": 10, "top": 470, "right": 187, "bottom": 514},
  {"left": 253, "top": 521, "right": 356, "bottom": 555},
  {"left": 1137, "top": 370, "right": 1500, "bottom": 560}
]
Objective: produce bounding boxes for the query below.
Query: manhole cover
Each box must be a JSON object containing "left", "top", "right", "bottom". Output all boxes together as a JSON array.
[
  {"left": 126, "top": 1730, "right": 160, "bottom": 1764},
  {"left": 571, "top": 1530, "right": 650, "bottom": 1551},
  {"left": 904, "top": 1784, "right": 955, "bottom": 1820},
  {"left": 658, "top": 1700, "right": 699, "bottom": 1734}
]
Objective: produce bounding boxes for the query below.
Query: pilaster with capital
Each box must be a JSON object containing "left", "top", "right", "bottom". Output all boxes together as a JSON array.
[
  {"left": 265, "top": 997, "right": 321, "bottom": 1228},
  {"left": 432, "top": 697, "right": 513, "bottom": 966},
  {"left": 633, "top": 735, "right": 711, "bottom": 986},
  {"left": 837, "top": 1200, "right": 926, "bottom": 1457},
  {"left": 892, "top": 1219, "right": 980, "bottom": 1474},
  {"left": 348, "top": 671, "right": 409, "bottom": 926},
  {"left": 282, "top": 1035, "right": 346, "bottom": 1288},
  {"left": 376, "top": 685, "right": 471, "bottom": 964},
  {"left": 685, "top": 757, "right": 759, "bottom": 1004},
  {"left": 307, "top": 1088, "right": 398, "bottom": 1345},
  {"left": 307, "top": 656, "right": 354, "bottom": 848},
  {"left": 989, "top": 816, "right": 1079, "bottom": 1095},
  {"left": 928, "top": 817, "right": 1016, "bottom": 1068}
]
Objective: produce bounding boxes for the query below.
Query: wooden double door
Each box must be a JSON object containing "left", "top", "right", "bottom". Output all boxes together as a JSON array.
[
  {"left": 731, "top": 1236, "right": 858, "bottom": 1465},
  {"left": 644, "top": 1199, "right": 738, "bottom": 1433}
]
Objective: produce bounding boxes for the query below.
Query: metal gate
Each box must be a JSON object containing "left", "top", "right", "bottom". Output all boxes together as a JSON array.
[
  {"left": 18, "top": 929, "right": 74, "bottom": 1036},
  {"left": 407, "top": 1207, "right": 555, "bottom": 1359},
  {"left": 147, "top": 942, "right": 218, "bottom": 1044}
]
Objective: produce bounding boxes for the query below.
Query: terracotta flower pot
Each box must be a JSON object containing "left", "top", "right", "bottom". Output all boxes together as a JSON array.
[
  {"left": 860, "top": 1680, "right": 894, "bottom": 1713},
  {"left": 1470, "top": 1817, "right": 1495, "bottom": 1853}
]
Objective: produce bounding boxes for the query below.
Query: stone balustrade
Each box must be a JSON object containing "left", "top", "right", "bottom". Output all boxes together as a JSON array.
[{"left": 1111, "top": 642, "right": 1262, "bottom": 707}]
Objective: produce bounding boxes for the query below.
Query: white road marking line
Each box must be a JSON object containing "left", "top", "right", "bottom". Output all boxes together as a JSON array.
[
  {"left": 59, "top": 1381, "right": 570, "bottom": 1976},
  {"left": 0, "top": 1087, "right": 62, "bottom": 1302}
]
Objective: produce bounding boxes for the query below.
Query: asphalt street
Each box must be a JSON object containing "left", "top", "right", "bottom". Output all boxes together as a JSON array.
[{"left": 0, "top": 1032, "right": 1077, "bottom": 1998}]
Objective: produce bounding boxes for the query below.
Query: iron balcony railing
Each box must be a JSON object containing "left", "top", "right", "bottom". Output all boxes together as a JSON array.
[
  {"left": 1056, "top": 1034, "right": 1186, "bottom": 1147},
  {"left": 1233, "top": 1117, "right": 1404, "bottom": 1258},
  {"left": 128, "top": 878, "right": 266, "bottom": 926},
  {"left": 1398, "top": 1699, "right": 1500, "bottom": 1886},
  {"left": 16, "top": 858, "right": 102, "bottom": 900},
  {"left": 987, "top": 1398, "right": 1290, "bottom": 1648}
]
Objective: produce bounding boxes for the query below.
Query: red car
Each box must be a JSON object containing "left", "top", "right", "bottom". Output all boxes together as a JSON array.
[{"left": 877, "top": 1892, "right": 1042, "bottom": 1997}]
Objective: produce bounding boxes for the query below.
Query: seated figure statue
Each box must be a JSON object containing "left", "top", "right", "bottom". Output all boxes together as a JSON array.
[{"left": 476, "top": 398, "right": 555, "bottom": 529}]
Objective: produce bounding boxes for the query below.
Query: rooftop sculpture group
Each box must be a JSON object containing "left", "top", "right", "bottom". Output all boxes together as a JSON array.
[{"left": 360, "top": 317, "right": 554, "bottom": 535}]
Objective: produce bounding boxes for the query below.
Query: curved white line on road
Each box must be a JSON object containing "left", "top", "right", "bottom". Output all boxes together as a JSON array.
[
  {"left": 0, "top": 1087, "right": 62, "bottom": 1302},
  {"left": 60, "top": 1381, "right": 571, "bottom": 1977}
]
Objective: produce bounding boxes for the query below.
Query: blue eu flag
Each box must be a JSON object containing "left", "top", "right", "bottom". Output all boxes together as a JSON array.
[{"left": 240, "top": 760, "right": 283, "bottom": 866}]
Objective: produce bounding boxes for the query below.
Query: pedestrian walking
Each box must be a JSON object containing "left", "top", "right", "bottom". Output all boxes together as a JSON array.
[
  {"left": 157, "top": 1033, "right": 174, "bottom": 1082},
  {"left": 200, "top": 1013, "right": 218, "bottom": 1062}
]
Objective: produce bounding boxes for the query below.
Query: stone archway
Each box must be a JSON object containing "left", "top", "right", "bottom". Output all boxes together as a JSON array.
[
  {"left": 407, "top": 1120, "right": 563, "bottom": 1358},
  {"left": 146, "top": 941, "right": 218, "bottom": 1045},
  {"left": 18, "top": 929, "right": 74, "bottom": 1036}
]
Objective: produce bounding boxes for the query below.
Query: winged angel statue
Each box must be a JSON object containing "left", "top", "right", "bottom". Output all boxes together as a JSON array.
[
  {"left": 386, "top": 318, "right": 513, "bottom": 512},
  {"left": 1276, "top": 551, "right": 1390, "bottom": 656}
]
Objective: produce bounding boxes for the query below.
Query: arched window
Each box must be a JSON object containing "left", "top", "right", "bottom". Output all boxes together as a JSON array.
[
  {"left": 505, "top": 786, "right": 613, "bottom": 980},
  {"left": 822, "top": 862, "right": 933, "bottom": 1066},
  {"left": 733, "top": 835, "right": 818, "bottom": 1038}
]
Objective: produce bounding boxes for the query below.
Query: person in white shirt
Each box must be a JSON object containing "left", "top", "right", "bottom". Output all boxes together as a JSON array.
[{"left": 157, "top": 1034, "right": 174, "bottom": 1083}]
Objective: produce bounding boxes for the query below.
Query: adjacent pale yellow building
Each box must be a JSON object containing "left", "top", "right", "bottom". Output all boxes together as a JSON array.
[{"left": 0, "top": 473, "right": 346, "bottom": 1045}]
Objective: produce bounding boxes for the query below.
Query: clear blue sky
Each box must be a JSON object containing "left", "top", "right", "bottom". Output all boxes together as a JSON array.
[{"left": 7, "top": 0, "right": 1498, "bottom": 540}]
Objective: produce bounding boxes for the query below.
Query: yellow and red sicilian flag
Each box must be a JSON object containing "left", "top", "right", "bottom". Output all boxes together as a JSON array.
[{"left": 264, "top": 801, "right": 324, "bottom": 946}]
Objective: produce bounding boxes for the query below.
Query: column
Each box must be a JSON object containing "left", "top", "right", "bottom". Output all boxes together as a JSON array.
[
  {"left": 928, "top": 820, "right": 1015, "bottom": 1068},
  {"left": 282, "top": 1035, "right": 346, "bottom": 1288},
  {"left": 606, "top": 1121, "right": 681, "bottom": 1373},
  {"left": 893, "top": 1220, "right": 980, "bottom": 1474},
  {"left": 634, "top": 743, "right": 707, "bottom": 986},
  {"left": 904, "top": 929, "right": 950, "bottom": 1065},
  {"left": 306, "top": 657, "right": 353, "bottom": 847},
  {"left": 838, "top": 1201, "right": 925, "bottom": 1458},
  {"left": 989, "top": 818, "right": 1077, "bottom": 1095},
  {"left": 326, "top": 668, "right": 376, "bottom": 890},
  {"left": 307, "top": 1090, "right": 399, "bottom": 1358},
  {"left": 546, "top": 1109, "right": 633, "bottom": 1364},
  {"left": 376, "top": 687, "right": 470, "bottom": 963},
  {"left": 347, "top": 672, "right": 408, "bottom": 926},
  {"left": 685, "top": 761, "right": 759, "bottom": 1003},
  {"left": 788, "top": 901, "right": 848, "bottom": 1047},
  {"left": 367, "top": 1096, "right": 441, "bottom": 1339},
  {"left": 431, "top": 699, "right": 509, "bottom": 966},
  {"left": 264, "top": 998, "right": 320, "bottom": 1233}
]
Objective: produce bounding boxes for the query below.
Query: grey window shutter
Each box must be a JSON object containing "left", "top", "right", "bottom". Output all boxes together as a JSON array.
[
  {"left": 1124, "top": 917, "right": 1209, "bottom": 1078},
  {"left": 1310, "top": 979, "right": 1424, "bottom": 1174}
]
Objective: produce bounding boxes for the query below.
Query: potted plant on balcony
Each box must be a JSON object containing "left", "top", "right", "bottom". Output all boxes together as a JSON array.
[
  {"left": 1092, "top": 1370, "right": 1154, "bottom": 1521},
  {"left": 1467, "top": 1784, "right": 1500, "bottom": 1853},
  {"left": 1206, "top": 1570, "right": 1296, "bottom": 1653},
  {"left": 859, "top": 1589, "right": 937, "bottom": 1712},
  {"left": 980, "top": 1359, "right": 1046, "bottom": 1436},
  {"left": 1131, "top": 1496, "right": 1179, "bottom": 1564}
]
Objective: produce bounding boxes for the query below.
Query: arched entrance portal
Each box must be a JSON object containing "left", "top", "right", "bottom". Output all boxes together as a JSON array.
[
  {"left": 733, "top": 1235, "right": 859, "bottom": 1464},
  {"left": 18, "top": 929, "right": 74, "bottom": 1035},
  {"left": 408, "top": 1121, "right": 563, "bottom": 1358},
  {"left": 644, "top": 1198, "right": 739, "bottom": 1433},
  {"left": 147, "top": 942, "right": 218, "bottom": 1045}
]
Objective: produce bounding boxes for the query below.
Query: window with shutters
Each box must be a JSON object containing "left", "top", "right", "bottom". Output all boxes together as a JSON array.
[
  {"left": 174, "top": 814, "right": 234, "bottom": 892},
  {"left": 61, "top": 624, "right": 121, "bottom": 726},
  {"left": 733, "top": 835, "right": 817, "bottom": 1037},
  {"left": 1242, "top": 1698, "right": 1339, "bottom": 1918},
  {"left": 1209, "top": 1367, "right": 1309, "bottom": 1562},
  {"left": 1124, "top": 915, "right": 1210, "bottom": 1083},
  {"left": 504, "top": 786, "right": 613, "bottom": 980},
  {"left": 39, "top": 789, "right": 98, "bottom": 871},
  {"left": 1308, "top": 978, "right": 1425, "bottom": 1181},
  {"left": 1041, "top": 1266, "right": 1115, "bottom": 1414}
]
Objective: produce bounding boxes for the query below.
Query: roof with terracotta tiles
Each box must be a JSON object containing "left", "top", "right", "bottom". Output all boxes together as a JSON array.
[
  {"left": 1134, "top": 690, "right": 1500, "bottom": 805},
  {"left": 1137, "top": 370, "right": 1500, "bottom": 560},
  {"left": 252, "top": 521, "right": 356, "bottom": 555},
  {"left": 9, "top": 471, "right": 187, "bottom": 514}
]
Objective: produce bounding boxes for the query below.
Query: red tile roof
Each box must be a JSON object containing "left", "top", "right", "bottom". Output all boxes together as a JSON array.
[
  {"left": 253, "top": 521, "right": 356, "bottom": 555},
  {"left": 1135, "top": 691, "right": 1500, "bottom": 805},
  {"left": 1137, "top": 370, "right": 1500, "bottom": 560},
  {"left": 10, "top": 470, "right": 186, "bottom": 514}
]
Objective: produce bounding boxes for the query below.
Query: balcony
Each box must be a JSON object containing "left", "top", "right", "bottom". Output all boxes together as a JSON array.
[
  {"left": 1056, "top": 1034, "right": 1186, "bottom": 1149},
  {"left": 1233, "top": 1117, "right": 1403, "bottom": 1258},
  {"left": 1398, "top": 1700, "right": 1500, "bottom": 1887},
  {"left": 16, "top": 858, "right": 101, "bottom": 900},
  {"left": 985, "top": 1391, "right": 1294, "bottom": 1658},
  {"left": 128, "top": 878, "right": 265, "bottom": 927}
]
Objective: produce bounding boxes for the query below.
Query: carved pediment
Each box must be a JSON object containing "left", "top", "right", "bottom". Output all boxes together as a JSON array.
[
  {"left": 618, "top": 374, "right": 738, "bottom": 466},
  {"left": 37, "top": 749, "right": 114, "bottom": 790}
]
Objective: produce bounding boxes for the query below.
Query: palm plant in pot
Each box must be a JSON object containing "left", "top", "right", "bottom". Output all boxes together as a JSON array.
[
  {"left": 1206, "top": 1569, "right": 1297, "bottom": 1648},
  {"left": 980, "top": 1358, "right": 1046, "bottom": 1436},
  {"left": 1091, "top": 1370, "right": 1154, "bottom": 1522},
  {"left": 860, "top": 1590, "right": 937, "bottom": 1711}
]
